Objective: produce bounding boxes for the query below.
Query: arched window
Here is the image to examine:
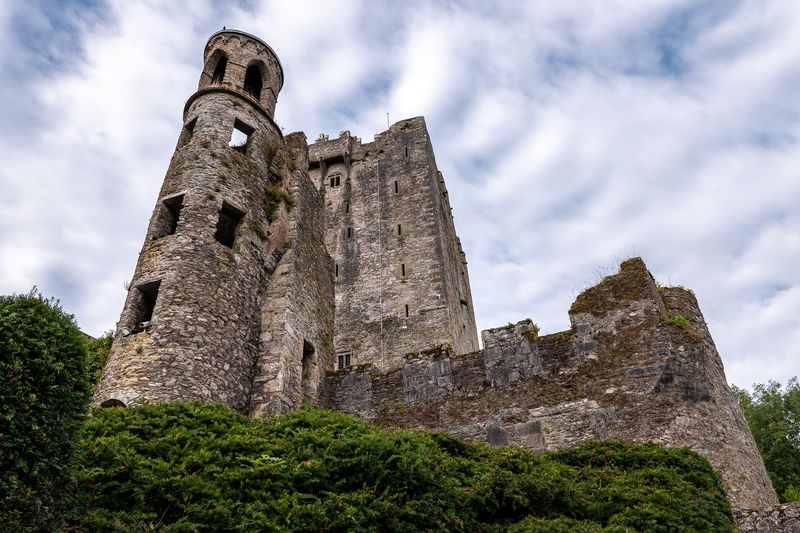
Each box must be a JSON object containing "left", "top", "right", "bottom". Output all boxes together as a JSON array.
[
  {"left": 244, "top": 65, "right": 263, "bottom": 100},
  {"left": 211, "top": 55, "right": 228, "bottom": 84}
]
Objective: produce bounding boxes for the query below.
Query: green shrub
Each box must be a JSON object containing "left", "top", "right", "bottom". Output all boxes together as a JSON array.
[
  {"left": 85, "top": 331, "right": 113, "bottom": 391},
  {"left": 0, "top": 290, "right": 91, "bottom": 530},
  {"left": 66, "top": 403, "right": 735, "bottom": 532}
]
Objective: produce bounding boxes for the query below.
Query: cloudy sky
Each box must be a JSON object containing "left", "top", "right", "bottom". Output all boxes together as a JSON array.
[{"left": 1, "top": 0, "right": 798, "bottom": 390}]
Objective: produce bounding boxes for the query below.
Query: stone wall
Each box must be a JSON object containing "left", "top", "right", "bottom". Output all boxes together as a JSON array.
[
  {"left": 308, "top": 118, "right": 478, "bottom": 372},
  {"left": 735, "top": 502, "right": 800, "bottom": 532},
  {"left": 325, "top": 258, "right": 778, "bottom": 511}
]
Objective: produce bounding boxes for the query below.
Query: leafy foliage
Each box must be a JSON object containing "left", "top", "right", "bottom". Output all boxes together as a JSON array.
[
  {"left": 0, "top": 290, "right": 91, "bottom": 530},
  {"left": 85, "top": 331, "right": 113, "bottom": 392},
  {"left": 734, "top": 378, "right": 800, "bottom": 502},
  {"left": 66, "top": 403, "right": 735, "bottom": 532}
]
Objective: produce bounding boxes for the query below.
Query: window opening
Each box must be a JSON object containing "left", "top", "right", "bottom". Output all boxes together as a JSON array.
[
  {"left": 301, "top": 340, "right": 317, "bottom": 399},
  {"left": 153, "top": 194, "right": 184, "bottom": 239},
  {"left": 337, "top": 352, "right": 352, "bottom": 369},
  {"left": 130, "top": 280, "right": 160, "bottom": 333},
  {"left": 214, "top": 201, "right": 244, "bottom": 248},
  {"left": 345, "top": 202, "right": 349, "bottom": 213},
  {"left": 397, "top": 224, "right": 402, "bottom": 235},
  {"left": 394, "top": 181, "right": 399, "bottom": 194},
  {"left": 460, "top": 298, "right": 468, "bottom": 307},
  {"left": 100, "top": 398, "right": 126, "bottom": 408},
  {"left": 401, "top": 263, "right": 406, "bottom": 277},
  {"left": 404, "top": 146, "right": 409, "bottom": 157},
  {"left": 229, "top": 119, "right": 254, "bottom": 153},
  {"left": 405, "top": 304, "right": 410, "bottom": 318},
  {"left": 335, "top": 263, "right": 339, "bottom": 277},
  {"left": 346, "top": 227, "right": 352, "bottom": 239},
  {"left": 329, "top": 174, "right": 341, "bottom": 187},
  {"left": 211, "top": 55, "right": 227, "bottom": 84},
  {"left": 177, "top": 117, "right": 197, "bottom": 149},
  {"left": 244, "top": 65, "right": 263, "bottom": 100}
]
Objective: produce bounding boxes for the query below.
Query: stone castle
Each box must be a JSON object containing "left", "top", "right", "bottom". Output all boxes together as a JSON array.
[{"left": 94, "top": 30, "right": 792, "bottom": 526}]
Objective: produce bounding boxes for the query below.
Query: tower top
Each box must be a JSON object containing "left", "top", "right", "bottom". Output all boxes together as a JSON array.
[{"left": 204, "top": 29, "right": 284, "bottom": 90}]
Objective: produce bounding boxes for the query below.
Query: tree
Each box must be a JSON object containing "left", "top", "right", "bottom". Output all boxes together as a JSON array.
[
  {"left": 0, "top": 290, "right": 92, "bottom": 530},
  {"left": 733, "top": 378, "right": 800, "bottom": 502}
]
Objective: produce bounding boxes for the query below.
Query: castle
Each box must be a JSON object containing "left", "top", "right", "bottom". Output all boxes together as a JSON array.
[{"left": 94, "top": 30, "right": 789, "bottom": 524}]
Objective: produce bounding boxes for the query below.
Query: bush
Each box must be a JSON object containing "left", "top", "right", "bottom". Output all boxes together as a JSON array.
[
  {"left": 66, "top": 403, "right": 736, "bottom": 532},
  {"left": 0, "top": 289, "right": 91, "bottom": 530},
  {"left": 85, "top": 331, "right": 113, "bottom": 391}
]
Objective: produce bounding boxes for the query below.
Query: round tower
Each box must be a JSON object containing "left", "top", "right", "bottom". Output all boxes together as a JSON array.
[{"left": 94, "top": 31, "right": 290, "bottom": 412}]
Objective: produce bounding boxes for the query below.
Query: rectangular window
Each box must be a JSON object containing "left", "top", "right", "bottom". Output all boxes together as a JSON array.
[
  {"left": 337, "top": 352, "right": 352, "bottom": 369},
  {"left": 397, "top": 224, "right": 402, "bottom": 235},
  {"left": 345, "top": 202, "right": 349, "bottom": 214},
  {"left": 404, "top": 146, "right": 409, "bottom": 158},
  {"left": 335, "top": 263, "right": 339, "bottom": 277},
  {"left": 346, "top": 227, "right": 352, "bottom": 239},
  {"left": 130, "top": 280, "right": 161, "bottom": 333},
  {"left": 401, "top": 263, "right": 406, "bottom": 277},
  {"left": 229, "top": 119, "right": 254, "bottom": 153},
  {"left": 214, "top": 201, "right": 244, "bottom": 248},
  {"left": 329, "top": 174, "right": 341, "bottom": 187},
  {"left": 405, "top": 304, "right": 410, "bottom": 318},
  {"left": 153, "top": 194, "right": 184, "bottom": 239},
  {"left": 394, "top": 181, "right": 399, "bottom": 194}
]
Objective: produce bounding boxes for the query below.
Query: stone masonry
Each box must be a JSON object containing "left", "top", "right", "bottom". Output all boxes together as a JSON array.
[
  {"left": 309, "top": 120, "right": 479, "bottom": 372},
  {"left": 94, "top": 30, "right": 785, "bottom": 527}
]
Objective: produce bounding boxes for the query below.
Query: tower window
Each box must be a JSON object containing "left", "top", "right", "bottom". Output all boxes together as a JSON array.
[
  {"left": 153, "top": 194, "right": 184, "bottom": 239},
  {"left": 301, "top": 340, "right": 317, "bottom": 399},
  {"left": 346, "top": 227, "right": 352, "bottom": 239},
  {"left": 329, "top": 174, "right": 341, "bottom": 187},
  {"left": 394, "top": 181, "right": 399, "bottom": 194},
  {"left": 177, "top": 118, "right": 197, "bottom": 149},
  {"left": 214, "top": 201, "right": 244, "bottom": 248},
  {"left": 244, "top": 65, "right": 263, "bottom": 101},
  {"left": 335, "top": 263, "right": 339, "bottom": 277},
  {"left": 404, "top": 146, "right": 409, "bottom": 157},
  {"left": 211, "top": 55, "right": 227, "bottom": 84},
  {"left": 229, "top": 119, "right": 254, "bottom": 153},
  {"left": 345, "top": 202, "right": 349, "bottom": 213},
  {"left": 397, "top": 224, "right": 402, "bottom": 235},
  {"left": 401, "top": 263, "right": 406, "bottom": 277},
  {"left": 405, "top": 304, "right": 410, "bottom": 318},
  {"left": 130, "top": 280, "right": 161, "bottom": 333},
  {"left": 337, "top": 352, "right": 352, "bottom": 369},
  {"left": 460, "top": 298, "right": 468, "bottom": 307}
]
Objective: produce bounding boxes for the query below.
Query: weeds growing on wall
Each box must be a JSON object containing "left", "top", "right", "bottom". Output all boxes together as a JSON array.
[{"left": 64, "top": 403, "right": 735, "bottom": 532}]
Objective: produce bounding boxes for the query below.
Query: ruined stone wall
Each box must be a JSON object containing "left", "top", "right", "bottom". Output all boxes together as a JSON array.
[
  {"left": 309, "top": 118, "right": 478, "bottom": 372},
  {"left": 325, "top": 258, "right": 777, "bottom": 511},
  {"left": 735, "top": 502, "right": 800, "bottom": 532},
  {"left": 249, "top": 132, "right": 335, "bottom": 417},
  {"left": 94, "top": 31, "right": 294, "bottom": 414}
]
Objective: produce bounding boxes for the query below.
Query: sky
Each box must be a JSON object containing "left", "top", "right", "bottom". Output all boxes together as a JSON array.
[{"left": 1, "top": 0, "right": 798, "bottom": 390}]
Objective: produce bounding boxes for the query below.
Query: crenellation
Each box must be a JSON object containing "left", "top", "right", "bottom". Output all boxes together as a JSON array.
[{"left": 93, "top": 30, "right": 785, "bottom": 527}]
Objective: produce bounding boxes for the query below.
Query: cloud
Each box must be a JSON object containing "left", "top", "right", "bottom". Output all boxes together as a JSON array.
[{"left": 1, "top": 0, "right": 798, "bottom": 391}]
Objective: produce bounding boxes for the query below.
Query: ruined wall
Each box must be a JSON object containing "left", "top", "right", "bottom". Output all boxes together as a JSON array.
[
  {"left": 735, "top": 502, "right": 800, "bottom": 532},
  {"left": 249, "top": 132, "right": 335, "bottom": 417},
  {"left": 308, "top": 118, "right": 478, "bottom": 372},
  {"left": 326, "top": 258, "right": 777, "bottom": 510},
  {"left": 94, "top": 31, "right": 294, "bottom": 413}
]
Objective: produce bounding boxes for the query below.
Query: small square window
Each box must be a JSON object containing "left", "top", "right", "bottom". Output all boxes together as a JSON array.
[
  {"left": 329, "top": 174, "right": 341, "bottom": 187},
  {"left": 229, "top": 119, "right": 254, "bottom": 153},
  {"left": 337, "top": 352, "right": 352, "bottom": 369}
]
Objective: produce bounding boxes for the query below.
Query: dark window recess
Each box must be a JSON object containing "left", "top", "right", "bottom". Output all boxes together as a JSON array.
[
  {"left": 177, "top": 117, "right": 197, "bottom": 149},
  {"left": 301, "top": 340, "right": 316, "bottom": 398},
  {"left": 344, "top": 202, "right": 349, "bottom": 213},
  {"left": 404, "top": 146, "right": 409, "bottom": 157},
  {"left": 335, "top": 263, "right": 339, "bottom": 277},
  {"left": 401, "top": 263, "right": 406, "bottom": 277},
  {"left": 211, "top": 55, "right": 227, "bottom": 83},
  {"left": 329, "top": 174, "right": 341, "bottom": 187},
  {"left": 244, "top": 65, "right": 263, "bottom": 100},
  {"left": 338, "top": 352, "right": 352, "bottom": 369},
  {"left": 214, "top": 202, "right": 244, "bottom": 248},
  {"left": 405, "top": 304, "right": 410, "bottom": 318},
  {"left": 153, "top": 194, "right": 184, "bottom": 239},
  {"left": 130, "top": 280, "right": 160, "bottom": 333},
  {"left": 397, "top": 224, "right": 402, "bottom": 235},
  {"left": 100, "top": 398, "right": 126, "bottom": 408},
  {"left": 394, "top": 181, "right": 399, "bottom": 194},
  {"left": 346, "top": 227, "right": 352, "bottom": 239},
  {"left": 229, "top": 119, "right": 254, "bottom": 153},
  {"left": 460, "top": 298, "right": 468, "bottom": 307}
]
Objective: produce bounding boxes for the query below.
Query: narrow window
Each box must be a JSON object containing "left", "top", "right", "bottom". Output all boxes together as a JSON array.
[
  {"left": 337, "top": 352, "right": 352, "bottom": 369},
  {"left": 405, "top": 304, "right": 410, "bottom": 318},
  {"left": 131, "top": 280, "right": 160, "bottom": 333},
  {"left": 214, "top": 201, "right": 244, "bottom": 248},
  {"left": 153, "top": 194, "right": 184, "bottom": 239},
  {"left": 397, "top": 224, "right": 402, "bottom": 235},
  {"left": 346, "top": 227, "right": 352, "bottom": 239},
  {"left": 335, "top": 263, "right": 339, "bottom": 277},
  {"left": 301, "top": 340, "right": 317, "bottom": 399},
  {"left": 394, "top": 181, "right": 399, "bottom": 194},
  {"left": 244, "top": 65, "right": 263, "bottom": 101},
  {"left": 401, "top": 263, "right": 406, "bottom": 277},
  {"left": 211, "top": 55, "right": 227, "bottom": 84},
  {"left": 404, "top": 146, "right": 409, "bottom": 157},
  {"left": 229, "top": 119, "right": 254, "bottom": 153},
  {"left": 344, "top": 202, "right": 349, "bottom": 214},
  {"left": 177, "top": 117, "right": 197, "bottom": 149}
]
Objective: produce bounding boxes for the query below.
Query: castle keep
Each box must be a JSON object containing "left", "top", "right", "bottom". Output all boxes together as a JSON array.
[{"left": 95, "top": 30, "right": 785, "bottom": 521}]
